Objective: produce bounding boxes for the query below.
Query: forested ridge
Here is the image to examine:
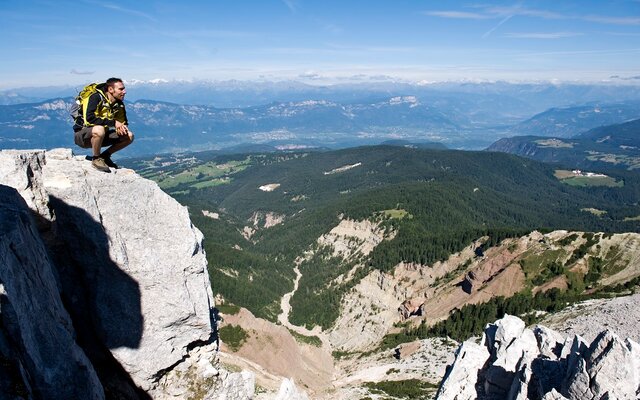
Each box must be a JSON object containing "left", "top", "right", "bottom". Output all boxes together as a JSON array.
[{"left": 127, "top": 145, "right": 640, "bottom": 323}]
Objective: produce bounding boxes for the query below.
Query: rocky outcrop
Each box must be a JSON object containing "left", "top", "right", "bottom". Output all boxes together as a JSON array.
[
  {"left": 0, "top": 149, "right": 215, "bottom": 397},
  {"left": 272, "top": 378, "right": 310, "bottom": 400},
  {"left": 436, "top": 314, "right": 640, "bottom": 400},
  {"left": 436, "top": 341, "right": 489, "bottom": 399},
  {"left": 317, "top": 218, "right": 390, "bottom": 259},
  {"left": 329, "top": 270, "right": 406, "bottom": 351},
  {"left": 399, "top": 298, "right": 425, "bottom": 319},
  {"left": 0, "top": 185, "right": 104, "bottom": 399}
]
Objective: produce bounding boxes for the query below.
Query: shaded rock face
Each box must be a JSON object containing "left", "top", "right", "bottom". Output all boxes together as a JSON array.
[
  {"left": 436, "top": 314, "right": 640, "bottom": 400},
  {"left": 0, "top": 185, "right": 104, "bottom": 399},
  {"left": 0, "top": 149, "right": 214, "bottom": 397}
]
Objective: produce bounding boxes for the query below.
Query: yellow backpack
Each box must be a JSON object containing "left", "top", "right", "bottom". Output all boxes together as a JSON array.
[{"left": 69, "top": 82, "right": 107, "bottom": 125}]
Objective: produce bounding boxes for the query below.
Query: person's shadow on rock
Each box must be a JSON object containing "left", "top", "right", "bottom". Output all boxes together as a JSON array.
[{"left": 47, "top": 195, "right": 150, "bottom": 399}]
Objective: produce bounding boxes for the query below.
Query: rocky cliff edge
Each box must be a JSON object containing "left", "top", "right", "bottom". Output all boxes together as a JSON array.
[
  {"left": 437, "top": 314, "right": 640, "bottom": 400},
  {"left": 0, "top": 149, "right": 215, "bottom": 398}
]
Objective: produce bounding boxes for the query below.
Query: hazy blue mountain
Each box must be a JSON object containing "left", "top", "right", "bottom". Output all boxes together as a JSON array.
[
  {"left": 0, "top": 97, "right": 482, "bottom": 155},
  {"left": 507, "top": 102, "right": 640, "bottom": 138},
  {"left": 2, "top": 81, "right": 640, "bottom": 156},
  {"left": 487, "top": 118, "right": 640, "bottom": 170},
  {"left": 4, "top": 80, "right": 640, "bottom": 111},
  {"left": 379, "top": 139, "right": 448, "bottom": 149}
]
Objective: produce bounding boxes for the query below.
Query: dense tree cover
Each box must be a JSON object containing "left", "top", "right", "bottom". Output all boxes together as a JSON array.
[
  {"left": 363, "top": 379, "right": 438, "bottom": 400},
  {"left": 191, "top": 212, "right": 295, "bottom": 320},
  {"left": 218, "top": 324, "right": 248, "bottom": 352},
  {"left": 381, "top": 272, "right": 639, "bottom": 348},
  {"left": 288, "top": 246, "right": 361, "bottom": 329},
  {"left": 139, "top": 146, "right": 640, "bottom": 325},
  {"left": 380, "top": 289, "right": 579, "bottom": 348}
]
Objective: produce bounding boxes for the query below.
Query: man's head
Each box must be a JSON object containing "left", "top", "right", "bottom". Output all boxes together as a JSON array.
[{"left": 106, "top": 77, "right": 126, "bottom": 101}]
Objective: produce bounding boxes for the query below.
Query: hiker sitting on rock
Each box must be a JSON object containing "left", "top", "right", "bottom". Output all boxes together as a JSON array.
[{"left": 73, "top": 77, "right": 134, "bottom": 172}]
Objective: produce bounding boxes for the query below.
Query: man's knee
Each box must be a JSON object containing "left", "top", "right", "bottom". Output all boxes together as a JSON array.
[{"left": 91, "top": 126, "right": 106, "bottom": 138}]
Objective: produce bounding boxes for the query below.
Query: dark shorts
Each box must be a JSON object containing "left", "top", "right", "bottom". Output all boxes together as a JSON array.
[{"left": 74, "top": 126, "right": 127, "bottom": 149}]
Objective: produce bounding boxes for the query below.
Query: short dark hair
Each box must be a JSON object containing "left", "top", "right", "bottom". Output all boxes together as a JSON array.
[{"left": 106, "top": 77, "right": 123, "bottom": 88}]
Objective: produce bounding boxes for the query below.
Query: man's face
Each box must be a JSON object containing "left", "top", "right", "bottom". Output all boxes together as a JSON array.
[{"left": 109, "top": 82, "right": 126, "bottom": 101}]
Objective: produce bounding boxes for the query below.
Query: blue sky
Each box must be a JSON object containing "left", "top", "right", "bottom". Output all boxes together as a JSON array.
[{"left": 1, "top": 0, "right": 639, "bottom": 89}]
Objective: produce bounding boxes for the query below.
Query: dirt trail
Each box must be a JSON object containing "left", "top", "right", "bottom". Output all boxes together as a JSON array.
[{"left": 277, "top": 265, "right": 333, "bottom": 351}]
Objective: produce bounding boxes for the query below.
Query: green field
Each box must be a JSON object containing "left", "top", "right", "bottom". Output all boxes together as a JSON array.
[
  {"left": 554, "top": 169, "right": 624, "bottom": 187},
  {"left": 140, "top": 158, "right": 251, "bottom": 192},
  {"left": 562, "top": 176, "right": 623, "bottom": 187},
  {"left": 379, "top": 209, "right": 412, "bottom": 219}
]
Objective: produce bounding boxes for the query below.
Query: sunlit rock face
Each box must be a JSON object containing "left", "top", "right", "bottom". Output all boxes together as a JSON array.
[
  {"left": 436, "top": 314, "right": 640, "bottom": 400},
  {"left": 0, "top": 149, "right": 214, "bottom": 395}
]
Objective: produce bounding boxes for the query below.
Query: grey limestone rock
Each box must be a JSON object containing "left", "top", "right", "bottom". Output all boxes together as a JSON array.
[
  {"left": 436, "top": 340, "right": 490, "bottom": 400},
  {"left": 534, "top": 325, "right": 565, "bottom": 360},
  {"left": 274, "top": 378, "right": 310, "bottom": 400},
  {"left": 564, "top": 330, "right": 640, "bottom": 400},
  {"left": 0, "top": 184, "right": 104, "bottom": 399},
  {"left": 437, "top": 314, "right": 640, "bottom": 400},
  {"left": 215, "top": 370, "right": 256, "bottom": 400},
  {"left": 541, "top": 389, "right": 569, "bottom": 400},
  {"left": 0, "top": 150, "right": 52, "bottom": 222},
  {"left": 0, "top": 149, "right": 215, "bottom": 393},
  {"left": 484, "top": 314, "right": 540, "bottom": 396}
]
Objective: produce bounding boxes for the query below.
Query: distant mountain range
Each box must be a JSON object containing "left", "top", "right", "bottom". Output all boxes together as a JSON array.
[
  {"left": 4, "top": 80, "right": 640, "bottom": 111},
  {"left": 506, "top": 102, "right": 640, "bottom": 138},
  {"left": 2, "top": 80, "right": 640, "bottom": 156},
  {"left": 487, "top": 118, "right": 640, "bottom": 170},
  {"left": 0, "top": 96, "right": 478, "bottom": 155}
]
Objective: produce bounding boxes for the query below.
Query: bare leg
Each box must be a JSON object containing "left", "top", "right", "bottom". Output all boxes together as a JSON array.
[
  {"left": 104, "top": 131, "right": 134, "bottom": 156},
  {"left": 91, "top": 126, "right": 106, "bottom": 157}
]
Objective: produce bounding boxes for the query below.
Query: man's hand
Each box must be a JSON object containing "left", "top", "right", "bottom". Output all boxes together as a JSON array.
[{"left": 115, "top": 120, "right": 129, "bottom": 136}]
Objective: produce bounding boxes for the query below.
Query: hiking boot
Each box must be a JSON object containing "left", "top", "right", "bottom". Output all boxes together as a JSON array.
[
  {"left": 92, "top": 157, "right": 111, "bottom": 173},
  {"left": 101, "top": 153, "right": 119, "bottom": 169}
]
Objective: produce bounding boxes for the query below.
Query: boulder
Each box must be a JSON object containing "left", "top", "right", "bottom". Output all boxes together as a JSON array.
[
  {"left": 399, "top": 298, "right": 425, "bottom": 319},
  {"left": 564, "top": 330, "right": 640, "bottom": 400},
  {"left": 483, "top": 314, "right": 540, "bottom": 396},
  {"left": 534, "top": 325, "right": 565, "bottom": 360}
]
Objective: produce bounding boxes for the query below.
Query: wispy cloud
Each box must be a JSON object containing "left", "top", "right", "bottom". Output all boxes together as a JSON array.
[
  {"left": 323, "top": 23, "right": 343, "bottom": 34},
  {"left": 480, "top": 6, "right": 563, "bottom": 19},
  {"left": 425, "top": 5, "right": 563, "bottom": 20},
  {"left": 282, "top": 0, "right": 297, "bottom": 12},
  {"left": 610, "top": 75, "right": 640, "bottom": 80},
  {"left": 70, "top": 69, "right": 94, "bottom": 75},
  {"left": 515, "top": 47, "right": 640, "bottom": 58},
  {"left": 422, "top": 11, "right": 491, "bottom": 19},
  {"left": 426, "top": 4, "right": 640, "bottom": 26},
  {"left": 325, "top": 44, "right": 418, "bottom": 53},
  {"left": 158, "top": 29, "right": 257, "bottom": 39},
  {"left": 82, "top": 1, "right": 157, "bottom": 22},
  {"left": 483, "top": 15, "right": 513, "bottom": 38},
  {"left": 505, "top": 32, "right": 583, "bottom": 39},
  {"left": 583, "top": 15, "right": 640, "bottom": 26},
  {"left": 298, "top": 71, "right": 322, "bottom": 80}
]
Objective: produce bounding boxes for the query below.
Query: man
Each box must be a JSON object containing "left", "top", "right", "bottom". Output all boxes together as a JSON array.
[{"left": 73, "top": 78, "right": 134, "bottom": 172}]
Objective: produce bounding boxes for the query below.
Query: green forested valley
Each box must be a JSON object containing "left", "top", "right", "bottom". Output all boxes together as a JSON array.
[{"left": 125, "top": 146, "right": 640, "bottom": 325}]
